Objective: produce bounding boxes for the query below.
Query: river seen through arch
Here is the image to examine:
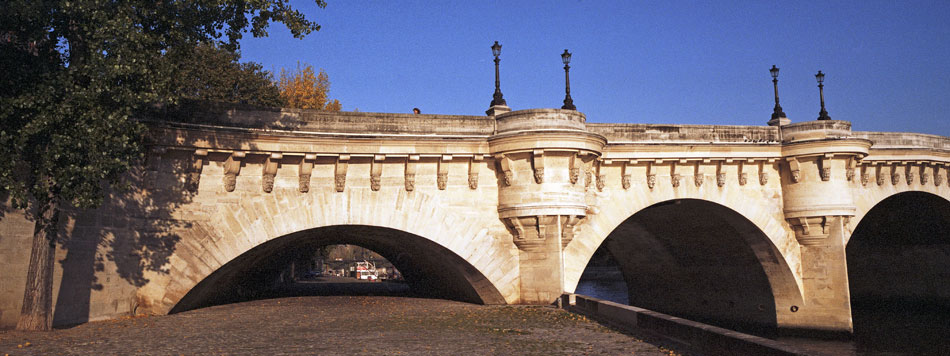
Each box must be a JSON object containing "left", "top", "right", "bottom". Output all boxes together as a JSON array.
[{"left": 575, "top": 267, "right": 950, "bottom": 355}]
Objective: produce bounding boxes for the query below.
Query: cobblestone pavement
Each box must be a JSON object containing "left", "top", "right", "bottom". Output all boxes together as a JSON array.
[{"left": 0, "top": 296, "right": 684, "bottom": 355}]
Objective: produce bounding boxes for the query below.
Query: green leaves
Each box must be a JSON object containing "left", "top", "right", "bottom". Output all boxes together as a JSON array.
[
  {"left": 167, "top": 43, "right": 284, "bottom": 107},
  {"left": 0, "top": 0, "right": 325, "bottom": 218}
]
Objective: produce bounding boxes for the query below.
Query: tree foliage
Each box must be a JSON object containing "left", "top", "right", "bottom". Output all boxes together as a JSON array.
[
  {"left": 0, "top": 0, "right": 326, "bottom": 330},
  {"left": 169, "top": 43, "right": 284, "bottom": 107},
  {"left": 278, "top": 63, "right": 342, "bottom": 111}
]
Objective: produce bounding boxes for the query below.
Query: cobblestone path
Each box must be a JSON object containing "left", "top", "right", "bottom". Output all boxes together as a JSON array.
[
  {"left": 0, "top": 296, "right": 683, "bottom": 355},
  {"left": 0, "top": 296, "right": 673, "bottom": 356}
]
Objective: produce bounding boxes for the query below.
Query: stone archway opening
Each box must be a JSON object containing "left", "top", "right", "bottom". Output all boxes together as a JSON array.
[
  {"left": 170, "top": 225, "right": 505, "bottom": 314},
  {"left": 847, "top": 191, "right": 950, "bottom": 352},
  {"left": 577, "top": 199, "right": 780, "bottom": 336}
]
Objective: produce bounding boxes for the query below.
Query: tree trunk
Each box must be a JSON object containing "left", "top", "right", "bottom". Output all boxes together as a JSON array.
[{"left": 16, "top": 200, "right": 58, "bottom": 331}]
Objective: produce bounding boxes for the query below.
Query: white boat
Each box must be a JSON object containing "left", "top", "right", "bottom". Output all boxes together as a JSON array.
[{"left": 354, "top": 260, "right": 378, "bottom": 281}]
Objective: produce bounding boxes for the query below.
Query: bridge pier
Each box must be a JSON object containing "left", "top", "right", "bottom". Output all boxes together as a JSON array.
[
  {"left": 490, "top": 109, "right": 606, "bottom": 304},
  {"left": 505, "top": 216, "right": 566, "bottom": 303},
  {"left": 784, "top": 215, "right": 854, "bottom": 336},
  {"left": 778, "top": 121, "right": 872, "bottom": 336}
]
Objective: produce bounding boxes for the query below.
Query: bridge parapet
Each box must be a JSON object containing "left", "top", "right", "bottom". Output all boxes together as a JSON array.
[
  {"left": 855, "top": 131, "right": 950, "bottom": 150},
  {"left": 588, "top": 123, "right": 780, "bottom": 144},
  {"left": 780, "top": 120, "right": 853, "bottom": 143},
  {"left": 495, "top": 108, "right": 587, "bottom": 134},
  {"left": 156, "top": 102, "right": 496, "bottom": 137},
  {"left": 852, "top": 131, "right": 950, "bottom": 188}
]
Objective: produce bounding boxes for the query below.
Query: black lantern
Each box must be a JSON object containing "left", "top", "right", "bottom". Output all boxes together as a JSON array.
[
  {"left": 769, "top": 65, "right": 786, "bottom": 120},
  {"left": 561, "top": 49, "right": 576, "bottom": 110},
  {"left": 815, "top": 70, "right": 831, "bottom": 120},
  {"left": 490, "top": 41, "right": 506, "bottom": 107}
]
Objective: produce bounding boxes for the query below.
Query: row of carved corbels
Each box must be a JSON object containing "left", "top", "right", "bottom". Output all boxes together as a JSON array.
[
  {"left": 786, "top": 154, "right": 846, "bottom": 183},
  {"left": 591, "top": 158, "right": 776, "bottom": 191},
  {"left": 494, "top": 151, "right": 599, "bottom": 187},
  {"left": 321, "top": 154, "right": 485, "bottom": 193},
  {"left": 502, "top": 215, "right": 584, "bottom": 251},
  {"left": 222, "top": 151, "right": 317, "bottom": 193},
  {"left": 327, "top": 154, "right": 481, "bottom": 192},
  {"left": 786, "top": 215, "right": 850, "bottom": 246},
  {"left": 784, "top": 153, "right": 879, "bottom": 184},
  {"left": 218, "top": 151, "right": 485, "bottom": 193},
  {"left": 495, "top": 152, "right": 541, "bottom": 186},
  {"left": 856, "top": 161, "right": 948, "bottom": 187},
  {"left": 225, "top": 152, "right": 303, "bottom": 193}
]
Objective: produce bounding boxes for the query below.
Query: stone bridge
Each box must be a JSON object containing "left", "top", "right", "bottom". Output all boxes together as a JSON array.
[{"left": 1, "top": 105, "right": 948, "bottom": 336}]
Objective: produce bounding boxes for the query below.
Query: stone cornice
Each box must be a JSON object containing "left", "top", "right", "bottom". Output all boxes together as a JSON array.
[
  {"left": 497, "top": 204, "right": 588, "bottom": 219},
  {"left": 588, "top": 123, "right": 780, "bottom": 144},
  {"left": 494, "top": 109, "right": 587, "bottom": 134},
  {"left": 145, "top": 101, "right": 495, "bottom": 136},
  {"left": 149, "top": 124, "right": 490, "bottom": 156},
  {"left": 780, "top": 120, "right": 853, "bottom": 143},
  {"left": 601, "top": 142, "right": 780, "bottom": 161},
  {"left": 783, "top": 204, "right": 857, "bottom": 219},
  {"left": 488, "top": 130, "right": 606, "bottom": 156},
  {"left": 854, "top": 131, "right": 950, "bottom": 151},
  {"left": 148, "top": 120, "right": 493, "bottom": 140},
  {"left": 862, "top": 150, "right": 950, "bottom": 164},
  {"left": 780, "top": 138, "right": 872, "bottom": 159}
]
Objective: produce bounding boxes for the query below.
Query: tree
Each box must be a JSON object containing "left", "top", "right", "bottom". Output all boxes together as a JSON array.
[
  {"left": 277, "top": 63, "right": 342, "bottom": 111},
  {"left": 169, "top": 43, "right": 284, "bottom": 107},
  {"left": 0, "top": 0, "right": 326, "bottom": 331}
]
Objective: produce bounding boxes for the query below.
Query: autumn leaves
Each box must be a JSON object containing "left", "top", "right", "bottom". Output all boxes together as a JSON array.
[{"left": 278, "top": 63, "right": 342, "bottom": 111}]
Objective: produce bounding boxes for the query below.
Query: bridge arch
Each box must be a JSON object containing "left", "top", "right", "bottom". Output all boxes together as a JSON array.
[
  {"left": 847, "top": 191, "right": 950, "bottom": 306},
  {"left": 565, "top": 191, "right": 803, "bottom": 334},
  {"left": 846, "top": 191, "right": 950, "bottom": 349},
  {"left": 134, "top": 188, "right": 518, "bottom": 315},
  {"left": 849, "top": 182, "right": 949, "bottom": 244},
  {"left": 170, "top": 225, "right": 505, "bottom": 312}
]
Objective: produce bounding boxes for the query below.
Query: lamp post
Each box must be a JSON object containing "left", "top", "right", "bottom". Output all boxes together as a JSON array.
[
  {"left": 490, "top": 41, "right": 506, "bottom": 107},
  {"left": 561, "top": 49, "right": 575, "bottom": 110},
  {"left": 815, "top": 70, "right": 831, "bottom": 120},
  {"left": 770, "top": 65, "right": 787, "bottom": 119}
]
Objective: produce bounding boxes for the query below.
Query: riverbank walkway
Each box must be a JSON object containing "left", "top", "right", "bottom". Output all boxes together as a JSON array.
[{"left": 1, "top": 296, "right": 684, "bottom": 355}]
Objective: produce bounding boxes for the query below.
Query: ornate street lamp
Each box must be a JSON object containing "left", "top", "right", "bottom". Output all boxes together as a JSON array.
[
  {"left": 490, "top": 41, "right": 506, "bottom": 107},
  {"left": 561, "top": 49, "right": 576, "bottom": 110},
  {"left": 769, "top": 65, "right": 787, "bottom": 120},
  {"left": 816, "top": 70, "right": 831, "bottom": 120}
]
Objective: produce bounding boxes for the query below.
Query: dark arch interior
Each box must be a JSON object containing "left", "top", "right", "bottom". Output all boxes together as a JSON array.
[
  {"left": 171, "top": 225, "right": 505, "bottom": 313},
  {"left": 847, "top": 192, "right": 950, "bottom": 352},
  {"left": 578, "top": 199, "right": 779, "bottom": 336}
]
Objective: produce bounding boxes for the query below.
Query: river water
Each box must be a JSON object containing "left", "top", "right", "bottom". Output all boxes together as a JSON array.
[{"left": 575, "top": 271, "right": 950, "bottom": 356}]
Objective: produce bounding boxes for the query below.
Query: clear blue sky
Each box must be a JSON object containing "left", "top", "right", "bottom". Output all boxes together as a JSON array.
[{"left": 239, "top": 1, "right": 950, "bottom": 136}]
